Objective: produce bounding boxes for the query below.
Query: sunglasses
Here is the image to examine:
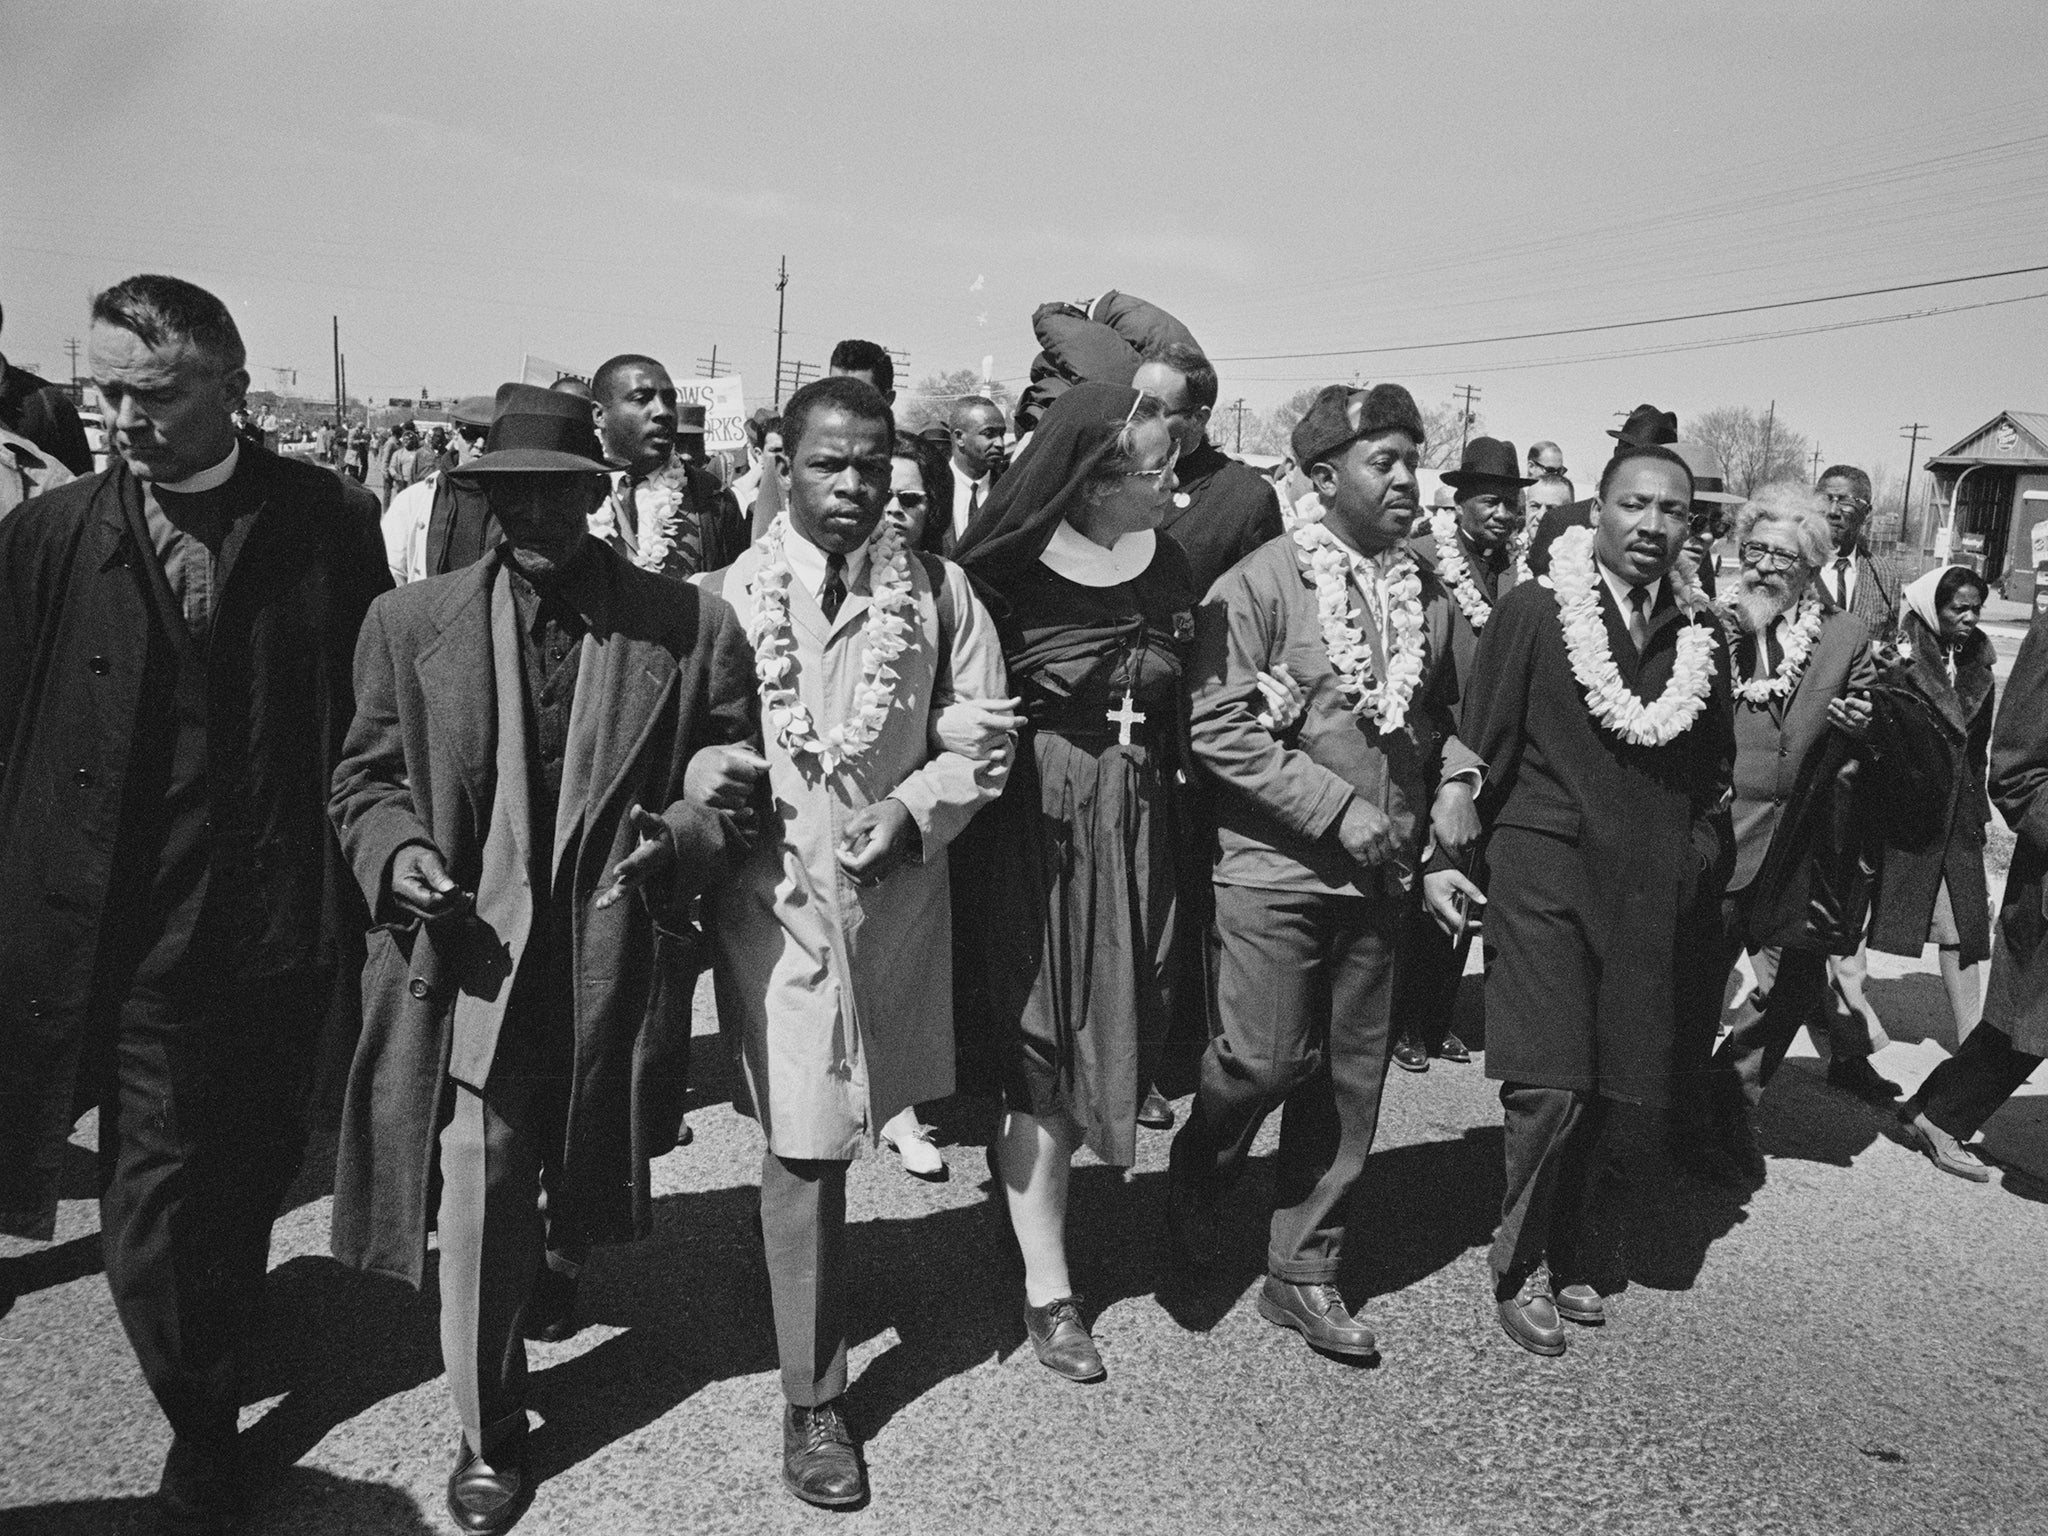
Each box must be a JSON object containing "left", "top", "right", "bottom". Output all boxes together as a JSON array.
[{"left": 887, "top": 491, "right": 928, "bottom": 511}]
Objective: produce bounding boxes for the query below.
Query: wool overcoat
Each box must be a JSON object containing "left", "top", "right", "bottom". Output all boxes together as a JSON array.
[
  {"left": 1409, "top": 521, "right": 1522, "bottom": 727},
  {"left": 701, "top": 544, "right": 1005, "bottom": 1161},
  {"left": 1980, "top": 608, "right": 2048, "bottom": 1056},
  {"left": 326, "top": 542, "right": 754, "bottom": 1287}
]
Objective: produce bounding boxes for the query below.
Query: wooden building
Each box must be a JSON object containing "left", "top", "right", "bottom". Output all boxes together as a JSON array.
[{"left": 1924, "top": 410, "right": 2048, "bottom": 599}]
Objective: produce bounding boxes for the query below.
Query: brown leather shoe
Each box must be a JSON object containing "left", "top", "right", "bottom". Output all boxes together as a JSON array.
[
  {"left": 1898, "top": 1110, "right": 1992, "bottom": 1182},
  {"left": 1023, "top": 1295, "right": 1106, "bottom": 1382},
  {"left": 1554, "top": 1282, "right": 1607, "bottom": 1326},
  {"left": 1496, "top": 1273, "right": 1566, "bottom": 1356},
  {"left": 782, "top": 1399, "right": 865, "bottom": 1508},
  {"left": 1256, "top": 1277, "right": 1378, "bottom": 1358},
  {"left": 446, "top": 1426, "right": 531, "bottom": 1534}
]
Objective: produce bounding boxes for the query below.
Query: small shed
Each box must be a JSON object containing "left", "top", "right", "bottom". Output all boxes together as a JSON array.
[{"left": 1924, "top": 409, "right": 2048, "bottom": 600}]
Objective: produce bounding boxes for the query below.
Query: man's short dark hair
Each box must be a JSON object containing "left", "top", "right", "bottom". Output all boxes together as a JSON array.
[
  {"left": 1597, "top": 442, "right": 1694, "bottom": 500},
  {"left": 782, "top": 376, "right": 894, "bottom": 459},
  {"left": 1817, "top": 463, "right": 1873, "bottom": 504},
  {"left": 829, "top": 339, "right": 894, "bottom": 395},
  {"left": 950, "top": 395, "right": 999, "bottom": 432},
  {"left": 591, "top": 353, "right": 669, "bottom": 402},
  {"left": 1142, "top": 340, "right": 1218, "bottom": 412},
  {"left": 90, "top": 274, "right": 246, "bottom": 373}
]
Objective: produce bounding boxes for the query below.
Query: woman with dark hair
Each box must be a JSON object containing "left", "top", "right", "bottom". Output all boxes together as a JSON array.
[
  {"left": 1869, "top": 564, "right": 1997, "bottom": 1038},
  {"left": 883, "top": 429, "right": 955, "bottom": 557},
  {"left": 951, "top": 380, "right": 1193, "bottom": 1383}
]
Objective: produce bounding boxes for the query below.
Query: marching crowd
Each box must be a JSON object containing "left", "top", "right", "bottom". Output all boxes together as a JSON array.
[{"left": 3, "top": 273, "right": 2046, "bottom": 1535}]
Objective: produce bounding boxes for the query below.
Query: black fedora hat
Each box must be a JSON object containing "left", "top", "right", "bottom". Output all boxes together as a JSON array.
[
  {"left": 1441, "top": 436, "right": 1534, "bottom": 494},
  {"left": 453, "top": 382, "right": 619, "bottom": 475},
  {"left": 1608, "top": 403, "right": 1679, "bottom": 445}
]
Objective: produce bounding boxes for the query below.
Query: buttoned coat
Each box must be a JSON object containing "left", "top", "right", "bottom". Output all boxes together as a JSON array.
[
  {"left": 327, "top": 542, "right": 753, "bottom": 1286},
  {"left": 700, "top": 545, "right": 1005, "bottom": 1161},
  {"left": 1410, "top": 521, "right": 1521, "bottom": 728},
  {"left": 0, "top": 452, "right": 386, "bottom": 1240},
  {"left": 1979, "top": 608, "right": 2048, "bottom": 1055}
]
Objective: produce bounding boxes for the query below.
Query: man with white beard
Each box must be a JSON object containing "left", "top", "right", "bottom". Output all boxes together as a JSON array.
[{"left": 1674, "top": 482, "right": 1890, "bottom": 1177}]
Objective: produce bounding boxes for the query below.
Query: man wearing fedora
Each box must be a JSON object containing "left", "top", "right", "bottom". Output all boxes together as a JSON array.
[
  {"left": 1526, "top": 402, "right": 1679, "bottom": 577},
  {"left": 1668, "top": 439, "right": 1746, "bottom": 599},
  {"left": 591, "top": 354, "right": 748, "bottom": 579},
  {"left": 1392, "top": 437, "right": 1535, "bottom": 1073},
  {"left": 329, "top": 382, "right": 755, "bottom": 1533},
  {"left": 379, "top": 392, "right": 501, "bottom": 584}
]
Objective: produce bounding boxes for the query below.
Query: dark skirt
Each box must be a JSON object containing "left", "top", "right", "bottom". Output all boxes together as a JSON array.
[{"left": 952, "top": 728, "right": 1178, "bottom": 1167}]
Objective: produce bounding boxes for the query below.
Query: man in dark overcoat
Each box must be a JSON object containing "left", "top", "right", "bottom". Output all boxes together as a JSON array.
[
  {"left": 1461, "top": 442, "right": 1734, "bottom": 1357},
  {"left": 1899, "top": 605, "right": 2048, "bottom": 1179},
  {"left": 328, "top": 383, "right": 753, "bottom": 1533},
  {"left": 0, "top": 274, "right": 388, "bottom": 1530}
]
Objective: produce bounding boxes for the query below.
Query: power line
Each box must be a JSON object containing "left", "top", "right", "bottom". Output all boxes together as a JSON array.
[{"left": 1212, "top": 262, "right": 2048, "bottom": 364}]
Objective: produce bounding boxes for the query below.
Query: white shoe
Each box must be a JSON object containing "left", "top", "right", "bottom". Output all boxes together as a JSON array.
[{"left": 881, "top": 1116, "right": 948, "bottom": 1181}]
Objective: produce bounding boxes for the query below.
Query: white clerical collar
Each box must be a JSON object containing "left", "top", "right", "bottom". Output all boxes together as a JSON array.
[
  {"left": 1040, "top": 520, "right": 1155, "bottom": 586},
  {"left": 783, "top": 521, "right": 870, "bottom": 600},
  {"left": 1597, "top": 559, "right": 1663, "bottom": 617},
  {"left": 157, "top": 440, "right": 240, "bottom": 494}
]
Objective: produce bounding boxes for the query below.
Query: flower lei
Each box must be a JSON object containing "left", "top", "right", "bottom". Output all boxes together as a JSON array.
[
  {"left": 1725, "top": 593, "right": 1825, "bottom": 705},
  {"left": 747, "top": 513, "right": 917, "bottom": 773},
  {"left": 1545, "top": 525, "right": 1717, "bottom": 747},
  {"left": 1290, "top": 491, "right": 1428, "bottom": 734},
  {"left": 587, "top": 456, "right": 692, "bottom": 573},
  {"left": 1427, "top": 509, "right": 1495, "bottom": 632},
  {"left": 1512, "top": 504, "right": 1545, "bottom": 585}
]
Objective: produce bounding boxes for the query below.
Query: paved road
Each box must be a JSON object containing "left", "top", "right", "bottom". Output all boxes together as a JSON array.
[{"left": 4, "top": 942, "right": 2044, "bottom": 1536}]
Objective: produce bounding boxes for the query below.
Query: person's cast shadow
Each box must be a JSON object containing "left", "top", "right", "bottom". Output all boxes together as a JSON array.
[{"left": 6, "top": 1467, "right": 440, "bottom": 1536}]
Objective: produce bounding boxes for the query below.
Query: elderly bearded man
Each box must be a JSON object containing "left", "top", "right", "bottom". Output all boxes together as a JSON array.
[
  {"left": 329, "top": 384, "right": 754, "bottom": 1533},
  {"left": 1674, "top": 483, "right": 1892, "bottom": 1176},
  {"left": 1460, "top": 442, "right": 1734, "bottom": 1357}
]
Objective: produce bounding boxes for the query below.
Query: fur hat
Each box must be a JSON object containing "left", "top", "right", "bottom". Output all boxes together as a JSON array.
[{"left": 1290, "top": 383, "right": 1426, "bottom": 469}]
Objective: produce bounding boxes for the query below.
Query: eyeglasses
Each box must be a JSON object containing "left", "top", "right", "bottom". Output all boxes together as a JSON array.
[
  {"left": 1821, "top": 493, "right": 1872, "bottom": 511},
  {"left": 1739, "top": 542, "right": 1803, "bottom": 572},
  {"left": 1124, "top": 445, "right": 1181, "bottom": 485},
  {"left": 887, "top": 491, "right": 928, "bottom": 511}
]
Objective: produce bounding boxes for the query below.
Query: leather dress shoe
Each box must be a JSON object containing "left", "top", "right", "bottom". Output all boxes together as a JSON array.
[
  {"left": 447, "top": 1429, "right": 531, "bottom": 1534},
  {"left": 783, "top": 1399, "right": 866, "bottom": 1508},
  {"left": 1898, "top": 1109, "right": 1991, "bottom": 1182},
  {"left": 881, "top": 1117, "right": 949, "bottom": 1181},
  {"left": 1391, "top": 1032, "right": 1430, "bottom": 1073},
  {"left": 1137, "top": 1086, "right": 1176, "bottom": 1130},
  {"left": 1828, "top": 1056, "right": 1901, "bottom": 1104},
  {"left": 1554, "top": 1282, "right": 1607, "bottom": 1326},
  {"left": 1496, "top": 1274, "right": 1566, "bottom": 1357},
  {"left": 157, "top": 1433, "right": 243, "bottom": 1536},
  {"left": 1256, "top": 1276, "right": 1378, "bottom": 1358},
  {"left": 520, "top": 1262, "right": 579, "bottom": 1343},
  {"left": 1437, "top": 1031, "right": 1472, "bottom": 1064},
  {"left": 1023, "top": 1295, "right": 1106, "bottom": 1382}
]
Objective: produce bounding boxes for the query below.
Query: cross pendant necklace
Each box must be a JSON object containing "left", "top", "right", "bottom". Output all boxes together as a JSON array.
[{"left": 1108, "top": 693, "right": 1147, "bottom": 746}]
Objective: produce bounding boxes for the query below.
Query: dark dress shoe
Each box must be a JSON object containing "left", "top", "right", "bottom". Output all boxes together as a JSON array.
[
  {"left": 1137, "top": 1087, "right": 1176, "bottom": 1130},
  {"left": 1898, "top": 1109, "right": 1992, "bottom": 1182},
  {"left": 157, "top": 1434, "right": 243, "bottom": 1535},
  {"left": 1256, "top": 1277, "right": 1378, "bottom": 1358},
  {"left": 1437, "top": 1031, "right": 1472, "bottom": 1064},
  {"left": 1828, "top": 1056, "right": 1901, "bottom": 1104},
  {"left": 1496, "top": 1274, "right": 1566, "bottom": 1356},
  {"left": 1554, "top": 1282, "right": 1607, "bottom": 1326},
  {"left": 1023, "top": 1295, "right": 1106, "bottom": 1382},
  {"left": 447, "top": 1430, "right": 531, "bottom": 1534},
  {"left": 1391, "top": 1032, "right": 1430, "bottom": 1073},
  {"left": 783, "top": 1399, "right": 866, "bottom": 1508},
  {"left": 520, "top": 1262, "right": 579, "bottom": 1343}
]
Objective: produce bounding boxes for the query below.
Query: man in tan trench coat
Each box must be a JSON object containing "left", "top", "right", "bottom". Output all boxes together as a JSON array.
[{"left": 695, "top": 376, "right": 1005, "bottom": 1509}]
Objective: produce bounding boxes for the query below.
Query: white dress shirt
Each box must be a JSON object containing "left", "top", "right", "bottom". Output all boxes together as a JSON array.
[
  {"left": 783, "top": 522, "right": 870, "bottom": 605},
  {"left": 951, "top": 467, "right": 991, "bottom": 541},
  {"left": 1597, "top": 561, "right": 1665, "bottom": 633}
]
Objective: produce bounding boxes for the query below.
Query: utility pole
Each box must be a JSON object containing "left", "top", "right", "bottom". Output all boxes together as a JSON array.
[
  {"left": 772, "top": 255, "right": 789, "bottom": 407},
  {"left": 63, "top": 336, "right": 81, "bottom": 387},
  {"left": 1760, "top": 399, "right": 1776, "bottom": 481},
  {"left": 338, "top": 354, "right": 348, "bottom": 427},
  {"left": 331, "top": 316, "right": 342, "bottom": 440},
  {"left": 1810, "top": 444, "right": 1823, "bottom": 480},
  {"left": 1231, "top": 398, "right": 1246, "bottom": 454},
  {"left": 697, "top": 345, "right": 723, "bottom": 379},
  {"left": 1900, "top": 421, "right": 1929, "bottom": 545},
  {"left": 1453, "top": 384, "right": 1481, "bottom": 452}
]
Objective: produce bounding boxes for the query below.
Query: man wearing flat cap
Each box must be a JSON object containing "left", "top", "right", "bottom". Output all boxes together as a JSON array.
[
  {"left": 329, "top": 383, "right": 756, "bottom": 1532},
  {"left": 1170, "top": 382, "right": 1483, "bottom": 1363}
]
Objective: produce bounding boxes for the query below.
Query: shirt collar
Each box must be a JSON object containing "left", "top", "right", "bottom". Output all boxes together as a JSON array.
[
  {"left": 1040, "top": 521, "right": 1155, "bottom": 587},
  {"left": 1597, "top": 558, "right": 1663, "bottom": 616},
  {"left": 783, "top": 520, "right": 869, "bottom": 599},
  {"left": 156, "top": 440, "right": 240, "bottom": 495}
]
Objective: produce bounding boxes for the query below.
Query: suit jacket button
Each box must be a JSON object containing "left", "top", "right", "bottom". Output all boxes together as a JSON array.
[
  {"left": 409, "top": 977, "right": 431, "bottom": 1000},
  {"left": 74, "top": 767, "right": 92, "bottom": 788},
  {"left": 89, "top": 655, "right": 109, "bottom": 675}
]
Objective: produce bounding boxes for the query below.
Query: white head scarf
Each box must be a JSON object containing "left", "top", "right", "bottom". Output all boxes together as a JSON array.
[{"left": 1901, "top": 563, "right": 1975, "bottom": 644}]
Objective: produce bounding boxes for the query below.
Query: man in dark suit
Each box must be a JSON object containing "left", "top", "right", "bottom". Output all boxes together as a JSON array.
[
  {"left": 944, "top": 395, "right": 1007, "bottom": 554},
  {"left": 329, "top": 384, "right": 754, "bottom": 1533},
  {"left": 1525, "top": 403, "right": 1678, "bottom": 576},
  {"left": 0, "top": 274, "right": 389, "bottom": 1531},
  {"left": 1132, "top": 342, "right": 1283, "bottom": 595},
  {"left": 1461, "top": 443, "right": 1734, "bottom": 1357},
  {"left": 0, "top": 299, "right": 95, "bottom": 475},
  {"left": 1675, "top": 484, "right": 1894, "bottom": 1176},
  {"left": 1814, "top": 464, "right": 1899, "bottom": 627},
  {"left": 591, "top": 355, "right": 748, "bottom": 579}
]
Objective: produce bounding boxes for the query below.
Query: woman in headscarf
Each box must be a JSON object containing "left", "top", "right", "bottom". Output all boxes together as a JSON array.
[
  {"left": 951, "top": 380, "right": 1193, "bottom": 1383},
  {"left": 1868, "top": 564, "right": 1997, "bottom": 1038}
]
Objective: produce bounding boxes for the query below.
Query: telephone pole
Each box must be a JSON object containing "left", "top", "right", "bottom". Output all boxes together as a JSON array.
[
  {"left": 1900, "top": 421, "right": 1929, "bottom": 542},
  {"left": 331, "top": 316, "right": 343, "bottom": 439},
  {"left": 1810, "top": 444, "right": 1823, "bottom": 479},
  {"left": 697, "top": 345, "right": 723, "bottom": 379},
  {"left": 1230, "top": 398, "right": 1246, "bottom": 453},
  {"left": 338, "top": 354, "right": 348, "bottom": 426},
  {"left": 63, "top": 336, "right": 81, "bottom": 387},
  {"left": 1453, "top": 384, "right": 1481, "bottom": 452},
  {"left": 1760, "top": 399, "right": 1776, "bottom": 480},
  {"left": 772, "top": 256, "right": 790, "bottom": 407}
]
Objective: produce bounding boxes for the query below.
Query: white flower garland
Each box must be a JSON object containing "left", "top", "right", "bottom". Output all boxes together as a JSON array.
[
  {"left": 1427, "top": 509, "right": 1494, "bottom": 632},
  {"left": 1512, "top": 504, "right": 1545, "bottom": 585},
  {"left": 588, "top": 456, "right": 692, "bottom": 573},
  {"left": 1290, "top": 491, "right": 1428, "bottom": 734},
  {"left": 1726, "top": 593, "right": 1825, "bottom": 705},
  {"left": 1545, "top": 525, "right": 1717, "bottom": 748},
  {"left": 747, "top": 513, "right": 917, "bottom": 773}
]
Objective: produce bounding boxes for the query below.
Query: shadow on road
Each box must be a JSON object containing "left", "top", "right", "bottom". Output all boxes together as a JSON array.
[{"left": 4, "top": 1466, "right": 437, "bottom": 1536}]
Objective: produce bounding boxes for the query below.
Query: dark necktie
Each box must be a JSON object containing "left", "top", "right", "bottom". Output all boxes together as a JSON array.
[
  {"left": 1627, "top": 584, "right": 1651, "bottom": 653},
  {"left": 968, "top": 480, "right": 983, "bottom": 530},
  {"left": 1833, "top": 556, "right": 1851, "bottom": 608},
  {"left": 820, "top": 552, "right": 847, "bottom": 621}
]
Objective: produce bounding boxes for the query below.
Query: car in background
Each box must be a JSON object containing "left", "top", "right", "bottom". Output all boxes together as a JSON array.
[{"left": 76, "top": 407, "right": 109, "bottom": 473}]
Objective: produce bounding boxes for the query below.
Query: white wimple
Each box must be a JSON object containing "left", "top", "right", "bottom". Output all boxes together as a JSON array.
[
  {"left": 747, "top": 513, "right": 917, "bottom": 774},
  {"left": 1728, "top": 593, "right": 1825, "bottom": 706},
  {"left": 1427, "top": 509, "right": 1493, "bottom": 632},
  {"left": 1291, "top": 491, "right": 1428, "bottom": 734},
  {"left": 1544, "top": 525, "right": 1717, "bottom": 748}
]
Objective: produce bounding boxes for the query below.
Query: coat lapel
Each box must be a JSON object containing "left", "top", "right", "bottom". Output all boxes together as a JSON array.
[{"left": 414, "top": 557, "right": 502, "bottom": 816}]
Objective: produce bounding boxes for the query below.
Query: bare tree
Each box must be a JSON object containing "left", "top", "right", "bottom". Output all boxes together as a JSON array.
[
  {"left": 897, "top": 368, "right": 1014, "bottom": 433},
  {"left": 1690, "top": 405, "right": 1811, "bottom": 496}
]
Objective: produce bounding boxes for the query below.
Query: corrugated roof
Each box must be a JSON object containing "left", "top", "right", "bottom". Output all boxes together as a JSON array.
[{"left": 1929, "top": 409, "right": 2048, "bottom": 463}]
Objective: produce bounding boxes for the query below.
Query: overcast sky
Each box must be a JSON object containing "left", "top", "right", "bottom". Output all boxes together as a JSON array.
[{"left": 5, "top": 0, "right": 2045, "bottom": 488}]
